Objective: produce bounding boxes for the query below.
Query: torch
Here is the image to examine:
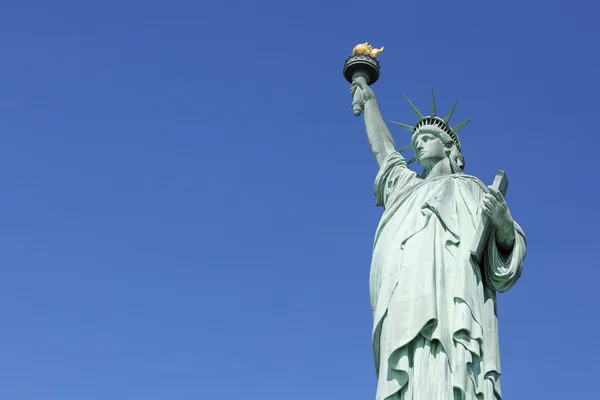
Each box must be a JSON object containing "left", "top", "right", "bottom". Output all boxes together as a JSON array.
[{"left": 343, "top": 42, "right": 384, "bottom": 116}]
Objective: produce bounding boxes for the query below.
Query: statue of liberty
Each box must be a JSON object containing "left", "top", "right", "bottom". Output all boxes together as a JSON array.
[{"left": 346, "top": 45, "right": 527, "bottom": 400}]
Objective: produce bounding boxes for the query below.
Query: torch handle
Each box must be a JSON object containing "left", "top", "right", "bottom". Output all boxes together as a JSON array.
[
  {"left": 352, "top": 86, "right": 364, "bottom": 116},
  {"left": 351, "top": 75, "right": 368, "bottom": 117}
]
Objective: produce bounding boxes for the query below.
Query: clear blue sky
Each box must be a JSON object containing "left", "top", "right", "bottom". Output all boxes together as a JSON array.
[{"left": 0, "top": 1, "right": 598, "bottom": 399}]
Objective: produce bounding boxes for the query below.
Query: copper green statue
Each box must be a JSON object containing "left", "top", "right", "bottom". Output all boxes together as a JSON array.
[{"left": 344, "top": 44, "right": 527, "bottom": 400}]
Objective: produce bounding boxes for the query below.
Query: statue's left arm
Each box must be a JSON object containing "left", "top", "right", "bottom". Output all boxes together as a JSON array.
[
  {"left": 484, "top": 222, "right": 526, "bottom": 292},
  {"left": 481, "top": 186, "right": 527, "bottom": 292}
]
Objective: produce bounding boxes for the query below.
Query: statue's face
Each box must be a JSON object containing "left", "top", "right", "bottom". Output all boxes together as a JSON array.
[{"left": 414, "top": 131, "right": 447, "bottom": 169}]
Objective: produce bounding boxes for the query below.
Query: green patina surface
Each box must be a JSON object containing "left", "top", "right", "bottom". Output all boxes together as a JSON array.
[{"left": 348, "top": 67, "right": 526, "bottom": 400}]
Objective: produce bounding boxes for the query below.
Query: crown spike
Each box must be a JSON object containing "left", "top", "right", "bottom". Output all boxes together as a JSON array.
[
  {"left": 389, "top": 120, "right": 415, "bottom": 132},
  {"left": 403, "top": 95, "right": 424, "bottom": 119},
  {"left": 399, "top": 143, "right": 413, "bottom": 153},
  {"left": 452, "top": 117, "right": 475, "bottom": 133},
  {"left": 430, "top": 89, "right": 436, "bottom": 117},
  {"left": 443, "top": 101, "right": 458, "bottom": 123}
]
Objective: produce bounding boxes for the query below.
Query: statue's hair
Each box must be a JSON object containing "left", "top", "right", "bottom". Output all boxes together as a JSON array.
[{"left": 450, "top": 146, "right": 465, "bottom": 172}]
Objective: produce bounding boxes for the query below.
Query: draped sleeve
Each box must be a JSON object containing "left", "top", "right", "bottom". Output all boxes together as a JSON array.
[
  {"left": 374, "top": 152, "right": 419, "bottom": 208},
  {"left": 484, "top": 222, "right": 527, "bottom": 293}
]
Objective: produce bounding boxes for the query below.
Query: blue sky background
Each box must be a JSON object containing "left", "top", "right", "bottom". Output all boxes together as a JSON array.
[{"left": 0, "top": 1, "right": 598, "bottom": 399}]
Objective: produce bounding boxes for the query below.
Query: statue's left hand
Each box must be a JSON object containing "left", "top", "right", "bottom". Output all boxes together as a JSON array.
[{"left": 482, "top": 186, "right": 514, "bottom": 230}]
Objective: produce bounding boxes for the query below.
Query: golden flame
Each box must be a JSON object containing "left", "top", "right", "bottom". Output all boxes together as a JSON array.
[{"left": 352, "top": 42, "right": 384, "bottom": 58}]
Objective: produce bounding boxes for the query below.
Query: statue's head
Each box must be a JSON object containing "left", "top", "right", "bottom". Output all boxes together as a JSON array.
[
  {"left": 411, "top": 124, "right": 465, "bottom": 172},
  {"left": 412, "top": 125, "right": 453, "bottom": 169},
  {"left": 388, "top": 91, "right": 473, "bottom": 173}
]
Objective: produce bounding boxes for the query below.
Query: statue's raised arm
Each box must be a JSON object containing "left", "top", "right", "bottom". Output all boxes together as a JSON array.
[
  {"left": 343, "top": 43, "right": 397, "bottom": 168},
  {"left": 350, "top": 80, "right": 397, "bottom": 168}
]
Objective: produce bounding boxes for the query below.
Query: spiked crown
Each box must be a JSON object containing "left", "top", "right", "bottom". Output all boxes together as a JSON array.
[{"left": 389, "top": 90, "right": 474, "bottom": 164}]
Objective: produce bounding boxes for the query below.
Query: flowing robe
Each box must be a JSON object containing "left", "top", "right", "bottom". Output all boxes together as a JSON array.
[{"left": 370, "top": 152, "right": 526, "bottom": 400}]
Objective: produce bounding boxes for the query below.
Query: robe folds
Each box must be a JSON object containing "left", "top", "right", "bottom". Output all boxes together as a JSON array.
[{"left": 370, "top": 152, "right": 526, "bottom": 400}]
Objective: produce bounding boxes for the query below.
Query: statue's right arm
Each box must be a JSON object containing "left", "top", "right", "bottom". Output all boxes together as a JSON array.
[
  {"left": 363, "top": 98, "right": 397, "bottom": 168},
  {"left": 352, "top": 78, "right": 397, "bottom": 168}
]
